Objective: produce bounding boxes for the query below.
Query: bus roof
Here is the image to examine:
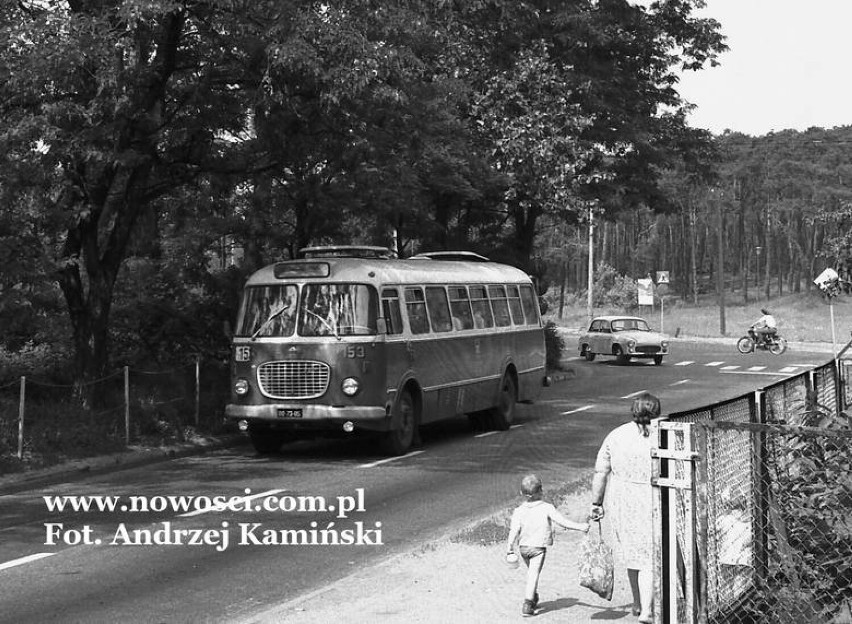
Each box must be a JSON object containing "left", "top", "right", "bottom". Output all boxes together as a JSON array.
[{"left": 245, "top": 256, "right": 533, "bottom": 287}]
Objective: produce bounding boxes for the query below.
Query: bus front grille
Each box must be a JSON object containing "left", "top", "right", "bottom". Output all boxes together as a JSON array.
[{"left": 257, "top": 360, "right": 330, "bottom": 399}]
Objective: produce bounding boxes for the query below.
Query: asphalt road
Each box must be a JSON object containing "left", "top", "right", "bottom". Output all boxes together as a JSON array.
[{"left": 0, "top": 341, "right": 833, "bottom": 624}]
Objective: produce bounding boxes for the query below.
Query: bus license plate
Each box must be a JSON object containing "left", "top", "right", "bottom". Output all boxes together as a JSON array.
[{"left": 277, "top": 408, "right": 302, "bottom": 419}]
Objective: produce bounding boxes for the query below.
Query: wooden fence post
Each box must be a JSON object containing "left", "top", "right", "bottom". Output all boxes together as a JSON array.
[
  {"left": 17, "top": 376, "right": 25, "bottom": 460},
  {"left": 124, "top": 366, "right": 130, "bottom": 445},
  {"left": 195, "top": 356, "right": 200, "bottom": 427}
]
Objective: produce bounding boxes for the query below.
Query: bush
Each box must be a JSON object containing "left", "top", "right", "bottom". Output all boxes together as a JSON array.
[
  {"left": 0, "top": 341, "right": 72, "bottom": 384},
  {"left": 542, "top": 264, "right": 639, "bottom": 315},
  {"left": 544, "top": 321, "right": 566, "bottom": 370}
]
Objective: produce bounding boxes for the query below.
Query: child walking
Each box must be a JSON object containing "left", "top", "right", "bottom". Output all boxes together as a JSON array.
[{"left": 506, "top": 474, "right": 589, "bottom": 617}]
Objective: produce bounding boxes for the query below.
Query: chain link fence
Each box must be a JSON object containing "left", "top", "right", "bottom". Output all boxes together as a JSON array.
[
  {"left": 700, "top": 419, "right": 852, "bottom": 623},
  {"left": 656, "top": 359, "right": 852, "bottom": 624}
]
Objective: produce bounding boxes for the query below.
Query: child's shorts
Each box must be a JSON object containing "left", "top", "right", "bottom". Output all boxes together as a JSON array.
[{"left": 519, "top": 546, "right": 547, "bottom": 565}]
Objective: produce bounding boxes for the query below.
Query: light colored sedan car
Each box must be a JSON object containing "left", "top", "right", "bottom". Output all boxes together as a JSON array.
[{"left": 578, "top": 315, "right": 669, "bottom": 365}]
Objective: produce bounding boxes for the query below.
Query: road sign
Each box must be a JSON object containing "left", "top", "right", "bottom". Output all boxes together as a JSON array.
[
  {"left": 656, "top": 271, "right": 670, "bottom": 284},
  {"left": 656, "top": 283, "right": 669, "bottom": 297},
  {"left": 638, "top": 278, "right": 654, "bottom": 306},
  {"left": 814, "top": 267, "right": 840, "bottom": 296}
]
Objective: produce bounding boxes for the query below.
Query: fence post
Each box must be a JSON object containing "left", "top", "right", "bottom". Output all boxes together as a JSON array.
[
  {"left": 195, "top": 356, "right": 200, "bottom": 427},
  {"left": 124, "top": 366, "right": 130, "bottom": 445},
  {"left": 17, "top": 376, "right": 25, "bottom": 460}
]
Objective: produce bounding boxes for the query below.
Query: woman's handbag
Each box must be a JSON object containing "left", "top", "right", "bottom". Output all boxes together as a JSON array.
[{"left": 578, "top": 521, "right": 614, "bottom": 600}]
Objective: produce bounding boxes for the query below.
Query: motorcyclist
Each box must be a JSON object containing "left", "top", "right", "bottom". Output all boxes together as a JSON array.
[{"left": 750, "top": 308, "right": 777, "bottom": 344}]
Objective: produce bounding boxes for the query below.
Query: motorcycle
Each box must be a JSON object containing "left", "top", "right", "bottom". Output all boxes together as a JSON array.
[{"left": 736, "top": 327, "right": 788, "bottom": 355}]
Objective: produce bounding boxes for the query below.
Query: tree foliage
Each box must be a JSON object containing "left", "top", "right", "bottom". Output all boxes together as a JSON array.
[{"left": 0, "top": 0, "right": 729, "bottom": 386}]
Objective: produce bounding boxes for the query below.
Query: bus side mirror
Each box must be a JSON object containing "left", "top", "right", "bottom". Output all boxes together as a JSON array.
[
  {"left": 223, "top": 320, "right": 233, "bottom": 339},
  {"left": 376, "top": 318, "right": 387, "bottom": 335}
]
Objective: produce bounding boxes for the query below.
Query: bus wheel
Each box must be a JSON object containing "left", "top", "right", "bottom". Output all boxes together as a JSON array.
[
  {"left": 249, "top": 430, "right": 287, "bottom": 455},
  {"left": 381, "top": 388, "right": 416, "bottom": 456},
  {"left": 489, "top": 372, "right": 517, "bottom": 431}
]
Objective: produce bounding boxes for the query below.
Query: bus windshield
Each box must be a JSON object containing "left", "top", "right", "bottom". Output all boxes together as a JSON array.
[
  {"left": 298, "top": 284, "right": 378, "bottom": 337},
  {"left": 235, "top": 283, "right": 378, "bottom": 337},
  {"left": 236, "top": 285, "right": 299, "bottom": 337}
]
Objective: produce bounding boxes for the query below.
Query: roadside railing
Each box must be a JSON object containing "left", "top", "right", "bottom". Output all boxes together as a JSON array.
[{"left": 0, "top": 359, "right": 230, "bottom": 467}]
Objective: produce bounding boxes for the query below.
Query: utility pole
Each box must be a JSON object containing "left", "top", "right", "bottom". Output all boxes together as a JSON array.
[
  {"left": 587, "top": 205, "right": 594, "bottom": 323},
  {"left": 716, "top": 189, "right": 726, "bottom": 335}
]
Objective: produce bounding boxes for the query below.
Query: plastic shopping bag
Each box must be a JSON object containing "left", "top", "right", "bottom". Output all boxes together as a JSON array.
[{"left": 578, "top": 522, "right": 614, "bottom": 601}]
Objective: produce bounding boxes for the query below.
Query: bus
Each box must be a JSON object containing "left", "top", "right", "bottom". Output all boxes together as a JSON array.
[{"left": 225, "top": 246, "right": 547, "bottom": 456}]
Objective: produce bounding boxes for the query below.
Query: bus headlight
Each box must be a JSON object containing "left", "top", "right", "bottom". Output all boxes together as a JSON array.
[
  {"left": 341, "top": 377, "right": 360, "bottom": 396},
  {"left": 234, "top": 378, "right": 249, "bottom": 396}
]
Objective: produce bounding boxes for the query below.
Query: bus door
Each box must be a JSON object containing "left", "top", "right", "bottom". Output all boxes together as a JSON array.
[{"left": 380, "top": 287, "right": 408, "bottom": 403}]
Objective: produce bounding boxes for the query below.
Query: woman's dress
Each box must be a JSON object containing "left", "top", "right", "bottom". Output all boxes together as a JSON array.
[{"left": 594, "top": 421, "right": 654, "bottom": 570}]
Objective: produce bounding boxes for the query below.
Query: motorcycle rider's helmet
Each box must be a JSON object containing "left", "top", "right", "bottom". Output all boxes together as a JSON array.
[{"left": 761, "top": 308, "right": 770, "bottom": 315}]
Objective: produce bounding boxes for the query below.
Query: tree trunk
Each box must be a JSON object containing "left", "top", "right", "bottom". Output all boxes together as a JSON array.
[
  {"left": 53, "top": 9, "right": 183, "bottom": 395},
  {"left": 510, "top": 201, "right": 541, "bottom": 273},
  {"left": 689, "top": 200, "right": 698, "bottom": 305},
  {"left": 716, "top": 195, "right": 726, "bottom": 335},
  {"left": 740, "top": 194, "right": 748, "bottom": 304},
  {"left": 57, "top": 186, "right": 148, "bottom": 403},
  {"left": 764, "top": 206, "right": 771, "bottom": 300}
]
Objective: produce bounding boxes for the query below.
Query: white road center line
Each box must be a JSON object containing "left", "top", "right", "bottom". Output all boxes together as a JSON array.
[
  {"left": 674, "top": 361, "right": 693, "bottom": 366},
  {"left": 720, "top": 365, "right": 740, "bottom": 371},
  {"left": 720, "top": 370, "right": 792, "bottom": 376},
  {"left": 747, "top": 366, "right": 766, "bottom": 371},
  {"left": 561, "top": 405, "right": 595, "bottom": 415},
  {"left": 0, "top": 552, "right": 55, "bottom": 572},
  {"left": 670, "top": 379, "right": 691, "bottom": 386},
  {"left": 359, "top": 450, "right": 424, "bottom": 469},
  {"left": 705, "top": 361, "right": 724, "bottom": 367},
  {"left": 474, "top": 423, "right": 523, "bottom": 438},
  {"left": 621, "top": 390, "right": 647, "bottom": 399},
  {"left": 180, "top": 488, "right": 288, "bottom": 517},
  {"left": 779, "top": 366, "right": 798, "bottom": 373}
]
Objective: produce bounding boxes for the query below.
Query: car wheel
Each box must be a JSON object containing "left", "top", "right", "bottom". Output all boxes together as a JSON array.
[
  {"left": 614, "top": 346, "right": 630, "bottom": 365},
  {"left": 653, "top": 355, "right": 663, "bottom": 366},
  {"left": 583, "top": 346, "right": 596, "bottom": 361}
]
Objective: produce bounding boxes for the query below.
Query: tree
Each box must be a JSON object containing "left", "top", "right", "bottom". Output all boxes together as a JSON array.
[
  {"left": 0, "top": 1, "right": 258, "bottom": 392},
  {"left": 468, "top": 41, "right": 597, "bottom": 268},
  {"left": 455, "top": 0, "right": 727, "bottom": 280}
]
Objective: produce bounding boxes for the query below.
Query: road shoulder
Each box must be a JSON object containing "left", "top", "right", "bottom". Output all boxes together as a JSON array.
[{"left": 239, "top": 489, "right": 636, "bottom": 624}]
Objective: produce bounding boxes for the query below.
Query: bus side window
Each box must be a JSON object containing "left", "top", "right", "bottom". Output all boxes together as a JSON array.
[
  {"left": 425, "top": 286, "right": 453, "bottom": 333},
  {"left": 448, "top": 286, "right": 474, "bottom": 330},
  {"left": 404, "top": 287, "right": 431, "bottom": 334},
  {"left": 488, "top": 285, "right": 512, "bottom": 327},
  {"left": 469, "top": 285, "right": 494, "bottom": 329},
  {"left": 519, "top": 284, "right": 540, "bottom": 326},
  {"left": 507, "top": 285, "right": 524, "bottom": 325},
  {"left": 381, "top": 288, "right": 403, "bottom": 335}
]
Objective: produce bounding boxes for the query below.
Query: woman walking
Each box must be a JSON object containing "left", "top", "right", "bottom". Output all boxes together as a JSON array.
[{"left": 589, "top": 392, "right": 663, "bottom": 623}]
